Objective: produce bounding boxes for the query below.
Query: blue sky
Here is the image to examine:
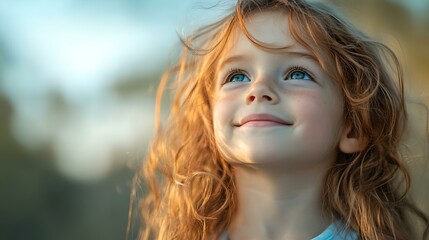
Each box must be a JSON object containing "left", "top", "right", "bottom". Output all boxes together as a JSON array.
[{"left": 0, "top": 0, "right": 222, "bottom": 181}]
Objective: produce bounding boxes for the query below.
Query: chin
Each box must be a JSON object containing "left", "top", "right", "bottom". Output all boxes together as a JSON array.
[{"left": 231, "top": 147, "right": 291, "bottom": 165}]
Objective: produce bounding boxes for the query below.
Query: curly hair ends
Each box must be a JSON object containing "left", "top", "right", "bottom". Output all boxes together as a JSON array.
[{"left": 130, "top": 0, "right": 429, "bottom": 239}]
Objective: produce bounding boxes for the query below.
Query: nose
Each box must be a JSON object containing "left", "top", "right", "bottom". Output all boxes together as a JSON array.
[{"left": 246, "top": 78, "right": 279, "bottom": 105}]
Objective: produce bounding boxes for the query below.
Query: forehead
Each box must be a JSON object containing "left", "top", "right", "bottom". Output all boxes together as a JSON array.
[
  {"left": 242, "top": 10, "right": 292, "bottom": 45},
  {"left": 223, "top": 9, "right": 314, "bottom": 59}
]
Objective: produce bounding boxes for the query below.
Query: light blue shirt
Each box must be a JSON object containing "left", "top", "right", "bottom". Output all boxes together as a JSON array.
[
  {"left": 219, "top": 221, "right": 358, "bottom": 240},
  {"left": 312, "top": 221, "right": 358, "bottom": 240}
]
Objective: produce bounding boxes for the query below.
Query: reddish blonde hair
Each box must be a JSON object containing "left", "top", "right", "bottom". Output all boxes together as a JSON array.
[{"left": 130, "top": 0, "right": 429, "bottom": 239}]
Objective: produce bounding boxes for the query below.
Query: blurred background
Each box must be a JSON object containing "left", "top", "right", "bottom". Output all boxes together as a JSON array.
[{"left": 0, "top": 0, "right": 428, "bottom": 240}]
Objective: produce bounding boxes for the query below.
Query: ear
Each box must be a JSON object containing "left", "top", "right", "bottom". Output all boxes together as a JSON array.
[{"left": 339, "top": 124, "right": 367, "bottom": 154}]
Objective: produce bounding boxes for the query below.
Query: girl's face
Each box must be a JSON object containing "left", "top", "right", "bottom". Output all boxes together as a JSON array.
[{"left": 213, "top": 10, "right": 346, "bottom": 171}]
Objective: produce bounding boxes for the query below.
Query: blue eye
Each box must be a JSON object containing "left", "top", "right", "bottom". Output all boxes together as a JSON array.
[
  {"left": 226, "top": 70, "right": 251, "bottom": 83},
  {"left": 286, "top": 69, "right": 313, "bottom": 81},
  {"left": 230, "top": 74, "right": 250, "bottom": 82}
]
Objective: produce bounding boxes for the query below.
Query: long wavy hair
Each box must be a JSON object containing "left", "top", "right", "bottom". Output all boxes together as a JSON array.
[{"left": 130, "top": 0, "right": 429, "bottom": 239}]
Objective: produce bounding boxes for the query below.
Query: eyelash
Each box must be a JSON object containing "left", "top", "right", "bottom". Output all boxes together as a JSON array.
[
  {"left": 287, "top": 66, "right": 315, "bottom": 81},
  {"left": 223, "top": 68, "right": 244, "bottom": 83},
  {"left": 222, "top": 66, "right": 315, "bottom": 84}
]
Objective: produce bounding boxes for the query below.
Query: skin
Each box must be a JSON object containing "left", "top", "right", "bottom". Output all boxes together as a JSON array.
[{"left": 212, "top": 10, "right": 356, "bottom": 240}]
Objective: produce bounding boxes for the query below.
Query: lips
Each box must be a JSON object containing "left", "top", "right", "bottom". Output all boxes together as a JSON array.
[{"left": 237, "top": 113, "right": 291, "bottom": 127}]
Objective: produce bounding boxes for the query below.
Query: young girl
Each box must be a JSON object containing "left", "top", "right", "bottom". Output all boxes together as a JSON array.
[{"left": 131, "top": 0, "right": 429, "bottom": 239}]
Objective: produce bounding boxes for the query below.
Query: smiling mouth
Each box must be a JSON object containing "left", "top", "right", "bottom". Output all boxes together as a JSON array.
[{"left": 235, "top": 113, "right": 292, "bottom": 127}]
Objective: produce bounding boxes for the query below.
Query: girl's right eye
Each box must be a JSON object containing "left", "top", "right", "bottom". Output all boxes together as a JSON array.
[{"left": 225, "top": 69, "right": 251, "bottom": 83}]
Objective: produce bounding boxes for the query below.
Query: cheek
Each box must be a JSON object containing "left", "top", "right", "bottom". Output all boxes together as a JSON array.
[
  {"left": 213, "top": 95, "right": 243, "bottom": 161},
  {"left": 212, "top": 102, "right": 233, "bottom": 161},
  {"left": 294, "top": 93, "right": 343, "bottom": 142},
  {"left": 212, "top": 98, "right": 233, "bottom": 144},
  {"left": 213, "top": 99, "right": 229, "bottom": 130},
  {"left": 212, "top": 90, "right": 240, "bottom": 127}
]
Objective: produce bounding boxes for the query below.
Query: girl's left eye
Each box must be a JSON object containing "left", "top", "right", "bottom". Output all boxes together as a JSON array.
[{"left": 285, "top": 69, "right": 313, "bottom": 81}]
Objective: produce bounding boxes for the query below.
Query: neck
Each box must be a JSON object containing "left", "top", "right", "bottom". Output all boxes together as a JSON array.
[{"left": 227, "top": 164, "right": 333, "bottom": 240}]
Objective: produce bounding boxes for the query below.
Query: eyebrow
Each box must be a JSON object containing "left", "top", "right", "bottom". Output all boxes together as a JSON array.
[{"left": 219, "top": 50, "right": 318, "bottom": 68}]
